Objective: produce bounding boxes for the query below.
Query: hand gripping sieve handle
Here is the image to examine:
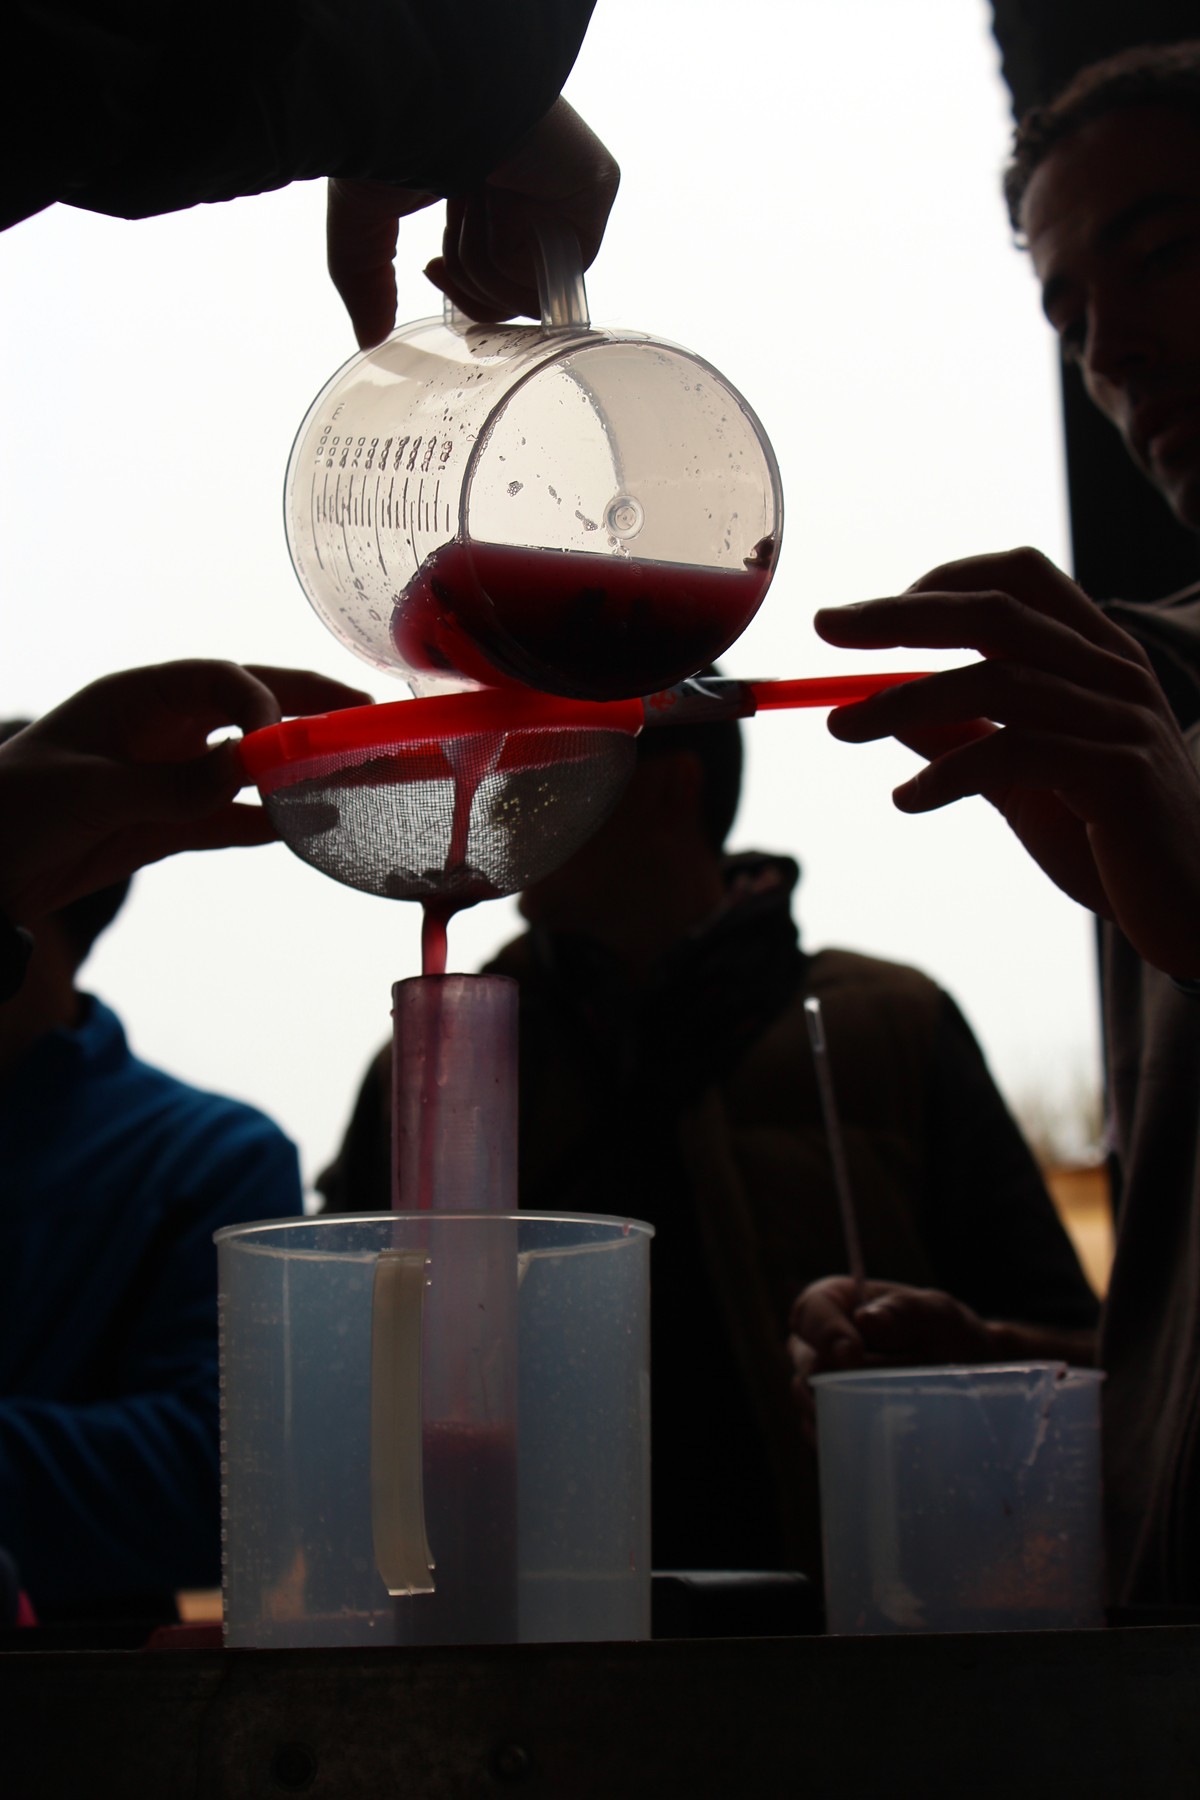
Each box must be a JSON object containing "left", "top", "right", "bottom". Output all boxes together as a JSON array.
[{"left": 371, "top": 1249, "right": 436, "bottom": 1597}]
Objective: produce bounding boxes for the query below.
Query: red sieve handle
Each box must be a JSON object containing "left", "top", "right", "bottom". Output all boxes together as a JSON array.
[
  {"left": 640, "top": 670, "right": 930, "bottom": 727},
  {"left": 746, "top": 672, "right": 930, "bottom": 709},
  {"left": 238, "top": 690, "right": 647, "bottom": 789}
]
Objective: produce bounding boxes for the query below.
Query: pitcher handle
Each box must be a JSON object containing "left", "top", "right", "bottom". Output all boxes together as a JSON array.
[
  {"left": 533, "top": 220, "right": 590, "bottom": 329},
  {"left": 442, "top": 218, "right": 590, "bottom": 334},
  {"left": 371, "top": 1249, "right": 436, "bottom": 1597}
]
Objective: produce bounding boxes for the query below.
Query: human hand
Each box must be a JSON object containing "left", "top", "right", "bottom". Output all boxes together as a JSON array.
[
  {"left": 0, "top": 660, "right": 370, "bottom": 922},
  {"left": 327, "top": 99, "right": 619, "bottom": 345},
  {"left": 814, "top": 547, "right": 1200, "bottom": 978},
  {"left": 326, "top": 179, "right": 441, "bottom": 350},
  {"left": 787, "top": 1275, "right": 996, "bottom": 1444}
]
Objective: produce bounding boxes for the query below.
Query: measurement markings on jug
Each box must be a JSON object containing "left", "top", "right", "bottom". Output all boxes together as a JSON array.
[{"left": 374, "top": 473, "right": 388, "bottom": 575}]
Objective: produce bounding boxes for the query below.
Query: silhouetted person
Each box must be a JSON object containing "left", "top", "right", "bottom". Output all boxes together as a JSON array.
[
  {"left": 321, "top": 711, "right": 1096, "bottom": 1579},
  {"left": 3, "top": 0, "right": 619, "bottom": 976},
  {"left": 8, "top": 3, "right": 617, "bottom": 345},
  {"left": 794, "top": 41, "right": 1200, "bottom": 1611},
  {"left": 0, "top": 717, "right": 303, "bottom": 1622},
  {"left": 0, "top": 661, "right": 367, "bottom": 1006}
]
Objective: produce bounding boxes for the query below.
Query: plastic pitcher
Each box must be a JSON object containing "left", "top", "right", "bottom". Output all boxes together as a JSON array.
[
  {"left": 218, "top": 1211, "right": 652, "bottom": 1647},
  {"left": 812, "top": 1363, "right": 1105, "bottom": 1634},
  {"left": 283, "top": 230, "right": 782, "bottom": 701}
]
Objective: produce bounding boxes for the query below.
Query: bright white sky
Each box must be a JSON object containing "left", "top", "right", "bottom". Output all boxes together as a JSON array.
[{"left": 0, "top": 0, "right": 1103, "bottom": 1193}]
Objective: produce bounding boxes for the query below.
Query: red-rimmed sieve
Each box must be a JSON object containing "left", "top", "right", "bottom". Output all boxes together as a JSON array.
[{"left": 238, "top": 689, "right": 646, "bottom": 910}]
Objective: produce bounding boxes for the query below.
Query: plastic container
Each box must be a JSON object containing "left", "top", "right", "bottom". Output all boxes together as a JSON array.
[
  {"left": 218, "top": 1212, "right": 652, "bottom": 1647},
  {"left": 283, "top": 234, "right": 782, "bottom": 701},
  {"left": 390, "top": 974, "right": 517, "bottom": 1211},
  {"left": 812, "top": 1363, "right": 1105, "bottom": 1634}
]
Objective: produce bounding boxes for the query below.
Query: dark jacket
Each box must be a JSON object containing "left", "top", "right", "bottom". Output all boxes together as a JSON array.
[
  {"left": 0, "top": 996, "right": 301, "bottom": 1617},
  {"left": 7, "top": 1, "right": 596, "bottom": 231},
  {"left": 1098, "top": 584, "right": 1200, "bottom": 1606},
  {"left": 321, "top": 854, "right": 1097, "bottom": 1576}
]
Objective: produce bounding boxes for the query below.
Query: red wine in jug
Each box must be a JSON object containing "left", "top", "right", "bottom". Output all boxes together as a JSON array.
[{"left": 392, "top": 538, "right": 773, "bottom": 701}]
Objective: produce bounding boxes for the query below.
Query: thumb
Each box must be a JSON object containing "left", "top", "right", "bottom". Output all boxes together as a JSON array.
[{"left": 149, "top": 741, "right": 245, "bottom": 821}]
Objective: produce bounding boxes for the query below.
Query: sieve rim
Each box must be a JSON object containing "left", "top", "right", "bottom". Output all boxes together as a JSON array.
[{"left": 238, "top": 690, "right": 644, "bottom": 787}]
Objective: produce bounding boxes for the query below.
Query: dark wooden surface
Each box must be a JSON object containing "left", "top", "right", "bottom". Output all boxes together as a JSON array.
[{"left": 5, "top": 1625, "right": 1200, "bottom": 1799}]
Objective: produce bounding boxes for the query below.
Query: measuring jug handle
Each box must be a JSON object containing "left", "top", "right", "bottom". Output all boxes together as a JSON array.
[
  {"left": 371, "top": 1249, "right": 436, "bottom": 1597},
  {"left": 441, "top": 218, "right": 591, "bottom": 334},
  {"left": 533, "top": 219, "right": 590, "bottom": 329}
]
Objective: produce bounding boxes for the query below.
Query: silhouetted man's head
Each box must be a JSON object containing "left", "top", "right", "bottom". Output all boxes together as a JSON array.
[
  {"left": 1005, "top": 43, "right": 1200, "bottom": 530},
  {"left": 516, "top": 692, "right": 743, "bottom": 936}
]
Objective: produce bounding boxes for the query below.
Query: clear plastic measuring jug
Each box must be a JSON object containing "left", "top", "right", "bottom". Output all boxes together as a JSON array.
[
  {"left": 218, "top": 1211, "right": 652, "bottom": 1648},
  {"left": 284, "top": 230, "right": 783, "bottom": 700}
]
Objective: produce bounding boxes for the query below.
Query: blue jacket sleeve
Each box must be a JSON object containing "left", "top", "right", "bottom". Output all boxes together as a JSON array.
[{"left": 0, "top": 1121, "right": 301, "bottom": 1616}]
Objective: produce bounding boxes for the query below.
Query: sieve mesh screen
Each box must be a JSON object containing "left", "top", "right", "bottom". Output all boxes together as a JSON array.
[{"left": 260, "top": 725, "right": 637, "bottom": 902}]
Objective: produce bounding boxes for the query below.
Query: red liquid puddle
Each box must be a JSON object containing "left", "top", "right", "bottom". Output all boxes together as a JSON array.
[{"left": 392, "top": 538, "right": 772, "bottom": 701}]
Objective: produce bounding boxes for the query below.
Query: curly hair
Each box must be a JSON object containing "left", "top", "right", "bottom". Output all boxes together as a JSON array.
[{"left": 1004, "top": 40, "right": 1200, "bottom": 235}]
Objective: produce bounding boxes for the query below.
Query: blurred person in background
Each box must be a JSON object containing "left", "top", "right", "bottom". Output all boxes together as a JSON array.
[
  {"left": 794, "top": 41, "right": 1200, "bottom": 1612},
  {"left": 0, "top": 661, "right": 369, "bottom": 1006},
  {"left": 0, "top": 715, "right": 304, "bottom": 1624},
  {"left": 320, "top": 706, "right": 1097, "bottom": 1582}
]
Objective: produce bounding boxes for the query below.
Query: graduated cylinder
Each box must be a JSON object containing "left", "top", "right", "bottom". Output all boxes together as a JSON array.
[{"left": 391, "top": 972, "right": 517, "bottom": 1212}]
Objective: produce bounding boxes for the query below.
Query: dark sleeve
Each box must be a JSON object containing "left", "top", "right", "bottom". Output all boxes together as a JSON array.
[
  {"left": 0, "top": 1118, "right": 301, "bottom": 1616},
  {"left": 0, "top": 917, "right": 34, "bottom": 1004},
  {"left": 921, "top": 992, "right": 1100, "bottom": 1331},
  {"left": 316, "top": 1045, "right": 392, "bottom": 1213},
  {"left": 7, "top": 0, "right": 596, "bottom": 229}
]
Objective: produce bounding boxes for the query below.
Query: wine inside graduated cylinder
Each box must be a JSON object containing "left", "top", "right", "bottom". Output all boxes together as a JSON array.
[{"left": 392, "top": 1417, "right": 519, "bottom": 1645}]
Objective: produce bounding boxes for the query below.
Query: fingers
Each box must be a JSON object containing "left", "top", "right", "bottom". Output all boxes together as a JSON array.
[
  {"left": 102, "top": 800, "right": 281, "bottom": 876},
  {"left": 328, "top": 179, "right": 438, "bottom": 348},
  {"left": 41, "top": 661, "right": 279, "bottom": 755},
  {"left": 853, "top": 1288, "right": 995, "bottom": 1363},
  {"left": 815, "top": 549, "right": 1154, "bottom": 672},
  {"left": 46, "top": 661, "right": 371, "bottom": 764},
  {"left": 888, "top": 724, "right": 1118, "bottom": 816},
  {"left": 240, "top": 666, "right": 372, "bottom": 719},
  {"left": 425, "top": 100, "right": 620, "bottom": 324},
  {"left": 787, "top": 1277, "right": 883, "bottom": 1446},
  {"left": 788, "top": 1278, "right": 994, "bottom": 1378},
  {"left": 788, "top": 1275, "right": 888, "bottom": 1368},
  {"left": 428, "top": 194, "right": 534, "bottom": 322},
  {"left": 902, "top": 547, "right": 1148, "bottom": 657},
  {"left": 329, "top": 103, "right": 619, "bottom": 334},
  {"left": 817, "top": 592, "right": 1144, "bottom": 688},
  {"left": 4, "top": 661, "right": 365, "bottom": 857},
  {"left": 491, "top": 100, "right": 620, "bottom": 266},
  {"left": 827, "top": 652, "right": 1159, "bottom": 756}
]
